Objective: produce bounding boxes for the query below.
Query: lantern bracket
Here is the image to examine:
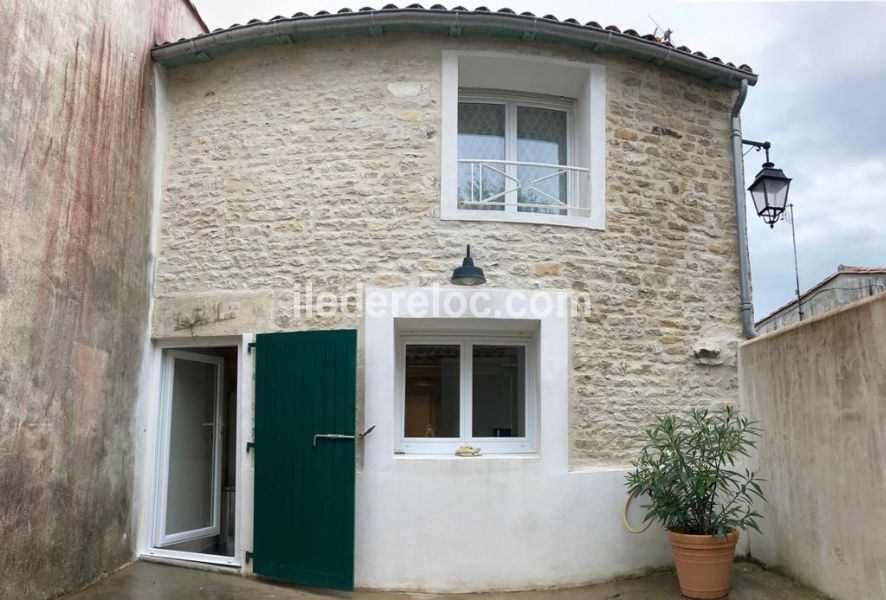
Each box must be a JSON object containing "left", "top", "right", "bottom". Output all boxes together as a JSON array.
[{"left": 742, "top": 139, "right": 771, "bottom": 163}]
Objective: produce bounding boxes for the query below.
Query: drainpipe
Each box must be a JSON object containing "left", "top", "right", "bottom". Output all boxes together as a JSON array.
[{"left": 731, "top": 79, "right": 757, "bottom": 339}]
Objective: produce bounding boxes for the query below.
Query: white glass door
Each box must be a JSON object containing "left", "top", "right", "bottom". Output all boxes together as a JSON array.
[{"left": 156, "top": 350, "right": 224, "bottom": 547}]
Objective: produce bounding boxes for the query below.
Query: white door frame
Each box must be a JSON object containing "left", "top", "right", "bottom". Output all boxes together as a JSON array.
[
  {"left": 155, "top": 350, "right": 224, "bottom": 548},
  {"left": 137, "top": 335, "right": 254, "bottom": 569}
]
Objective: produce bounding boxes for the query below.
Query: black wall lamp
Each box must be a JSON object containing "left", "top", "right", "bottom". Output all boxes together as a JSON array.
[
  {"left": 451, "top": 245, "right": 486, "bottom": 286},
  {"left": 743, "top": 139, "right": 792, "bottom": 228}
]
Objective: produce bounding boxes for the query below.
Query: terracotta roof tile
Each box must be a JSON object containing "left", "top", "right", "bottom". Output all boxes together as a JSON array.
[
  {"left": 837, "top": 266, "right": 886, "bottom": 275},
  {"left": 154, "top": 4, "right": 756, "bottom": 78}
]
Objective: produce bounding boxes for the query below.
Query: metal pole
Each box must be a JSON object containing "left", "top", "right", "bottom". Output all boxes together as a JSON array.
[
  {"left": 789, "top": 203, "right": 805, "bottom": 321},
  {"left": 733, "top": 82, "right": 758, "bottom": 339}
]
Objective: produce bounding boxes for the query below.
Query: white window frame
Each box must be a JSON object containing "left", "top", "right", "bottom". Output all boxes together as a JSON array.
[
  {"left": 395, "top": 332, "right": 537, "bottom": 455},
  {"left": 154, "top": 349, "right": 225, "bottom": 548},
  {"left": 458, "top": 91, "right": 576, "bottom": 215},
  {"left": 441, "top": 50, "right": 606, "bottom": 230},
  {"left": 363, "top": 288, "right": 569, "bottom": 471}
]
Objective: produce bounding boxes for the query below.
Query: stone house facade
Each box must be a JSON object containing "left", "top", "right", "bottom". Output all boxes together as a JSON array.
[{"left": 136, "top": 7, "right": 758, "bottom": 592}]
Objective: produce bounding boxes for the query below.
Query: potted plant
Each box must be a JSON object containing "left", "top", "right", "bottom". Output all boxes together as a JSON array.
[{"left": 625, "top": 406, "right": 765, "bottom": 599}]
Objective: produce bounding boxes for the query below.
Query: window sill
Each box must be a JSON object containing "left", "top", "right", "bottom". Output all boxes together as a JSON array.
[
  {"left": 393, "top": 453, "right": 540, "bottom": 460},
  {"left": 440, "top": 207, "right": 603, "bottom": 230}
]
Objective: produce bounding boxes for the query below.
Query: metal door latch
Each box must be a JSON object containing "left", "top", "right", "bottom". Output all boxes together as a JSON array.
[
  {"left": 312, "top": 433, "right": 354, "bottom": 447},
  {"left": 312, "top": 425, "right": 376, "bottom": 448}
]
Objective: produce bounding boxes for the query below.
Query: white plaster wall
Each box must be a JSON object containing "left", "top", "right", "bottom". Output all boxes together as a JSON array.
[
  {"left": 741, "top": 294, "right": 886, "bottom": 600},
  {"left": 356, "top": 462, "right": 671, "bottom": 591}
]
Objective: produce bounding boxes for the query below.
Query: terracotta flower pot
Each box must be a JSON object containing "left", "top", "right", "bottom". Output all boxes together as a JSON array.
[{"left": 666, "top": 528, "right": 739, "bottom": 599}]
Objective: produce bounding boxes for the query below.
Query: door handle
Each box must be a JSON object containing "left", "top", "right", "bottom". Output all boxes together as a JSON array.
[
  {"left": 313, "top": 433, "right": 354, "bottom": 447},
  {"left": 312, "top": 426, "right": 376, "bottom": 448}
]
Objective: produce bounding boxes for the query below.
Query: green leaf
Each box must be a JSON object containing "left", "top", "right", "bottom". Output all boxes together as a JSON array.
[{"left": 623, "top": 406, "right": 767, "bottom": 535}]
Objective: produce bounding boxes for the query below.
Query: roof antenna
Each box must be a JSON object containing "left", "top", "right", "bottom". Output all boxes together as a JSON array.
[{"left": 648, "top": 15, "right": 673, "bottom": 44}]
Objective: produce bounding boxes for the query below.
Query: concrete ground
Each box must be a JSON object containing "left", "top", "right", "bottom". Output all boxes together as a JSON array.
[{"left": 62, "top": 561, "right": 827, "bottom": 599}]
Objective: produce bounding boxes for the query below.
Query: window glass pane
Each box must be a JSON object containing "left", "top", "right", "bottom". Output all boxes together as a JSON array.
[
  {"left": 458, "top": 102, "right": 506, "bottom": 211},
  {"left": 472, "top": 345, "right": 526, "bottom": 438},
  {"left": 516, "top": 106, "right": 568, "bottom": 215},
  {"left": 404, "top": 345, "right": 460, "bottom": 438},
  {"left": 166, "top": 358, "right": 217, "bottom": 535}
]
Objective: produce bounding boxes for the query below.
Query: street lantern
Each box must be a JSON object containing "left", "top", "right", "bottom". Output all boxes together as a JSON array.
[
  {"left": 744, "top": 140, "right": 792, "bottom": 228},
  {"left": 748, "top": 162, "right": 792, "bottom": 227},
  {"left": 742, "top": 138, "right": 804, "bottom": 321}
]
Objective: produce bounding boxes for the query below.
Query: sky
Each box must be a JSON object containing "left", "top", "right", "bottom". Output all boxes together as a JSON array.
[{"left": 192, "top": 1, "right": 886, "bottom": 319}]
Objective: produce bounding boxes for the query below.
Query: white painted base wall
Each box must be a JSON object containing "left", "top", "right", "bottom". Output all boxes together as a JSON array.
[
  {"left": 355, "top": 462, "right": 673, "bottom": 592},
  {"left": 355, "top": 287, "right": 675, "bottom": 591}
]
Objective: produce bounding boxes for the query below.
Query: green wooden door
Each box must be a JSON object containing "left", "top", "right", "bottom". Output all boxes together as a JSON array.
[{"left": 253, "top": 330, "right": 356, "bottom": 590}]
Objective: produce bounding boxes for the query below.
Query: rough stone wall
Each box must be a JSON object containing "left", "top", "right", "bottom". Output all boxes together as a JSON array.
[
  {"left": 156, "top": 35, "right": 743, "bottom": 468},
  {"left": 0, "top": 2, "right": 203, "bottom": 598},
  {"left": 741, "top": 293, "right": 886, "bottom": 600}
]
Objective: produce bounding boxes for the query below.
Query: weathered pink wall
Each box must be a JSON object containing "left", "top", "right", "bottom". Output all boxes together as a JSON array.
[{"left": 0, "top": 1, "right": 203, "bottom": 597}]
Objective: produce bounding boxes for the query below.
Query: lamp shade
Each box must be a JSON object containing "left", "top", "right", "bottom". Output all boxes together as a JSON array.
[
  {"left": 451, "top": 245, "right": 486, "bottom": 286},
  {"left": 748, "top": 162, "right": 792, "bottom": 227}
]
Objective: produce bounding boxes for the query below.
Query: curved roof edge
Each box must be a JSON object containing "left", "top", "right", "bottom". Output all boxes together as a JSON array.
[{"left": 151, "top": 6, "right": 757, "bottom": 89}]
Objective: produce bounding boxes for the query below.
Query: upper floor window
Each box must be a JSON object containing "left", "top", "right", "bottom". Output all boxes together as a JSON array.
[
  {"left": 458, "top": 94, "right": 579, "bottom": 216},
  {"left": 441, "top": 51, "right": 606, "bottom": 230}
]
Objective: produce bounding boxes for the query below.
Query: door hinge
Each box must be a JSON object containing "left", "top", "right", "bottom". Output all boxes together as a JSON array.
[
  {"left": 246, "top": 441, "right": 255, "bottom": 453},
  {"left": 247, "top": 342, "right": 256, "bottom": 353},
  {"left": 245, "top": 551, "right": 253, "bottom": 563}
]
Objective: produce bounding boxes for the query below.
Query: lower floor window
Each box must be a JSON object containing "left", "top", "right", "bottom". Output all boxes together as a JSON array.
[{"left": 397, "top": 335, "right": 535, "bottom": 454}]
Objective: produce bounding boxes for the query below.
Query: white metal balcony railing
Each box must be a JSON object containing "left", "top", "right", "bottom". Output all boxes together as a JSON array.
[{"left": 457, "top": 159, "right": 590, "bottom": 214}]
